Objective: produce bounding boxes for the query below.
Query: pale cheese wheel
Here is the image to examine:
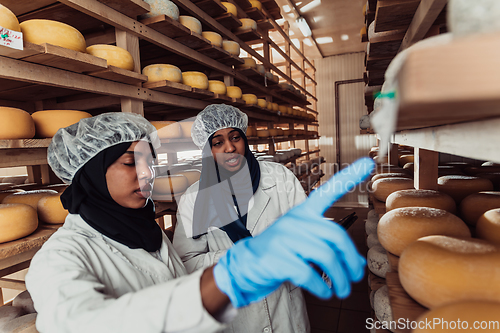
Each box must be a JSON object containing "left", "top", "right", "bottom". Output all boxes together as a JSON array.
[
  {"left": 371, "top": 172, "right": 412, "bottom": 183},
  {"left": 438, "top": 175, "right": 494, "bottom": 204},
  {"left": 0, "top": 203, "right": 38, "bottom": 243},
  {"left": 249, "top": 0, "right": 262, "bottom": 10},
  {"left": 175, "top": 169, "right": 201, "bottom": 186},
  {"left": 20, "top": 19, "right": 86, "bottom": 52},
  {"left": 202, "top": 31, "right": 222, "bottom": 47},
  {"left": 239, "top": 57, "right": 257, "bottom": 69},
  {"left": 226, "top": 86, "right": 242, "bottom": 99},
  {"left": 287, "top": 107, "right": 293, "bottom": 115},
  {"left": 222, "top": 40, "right": 240, "bottom": 56},
  {"left": 221, "top": 2, "right": 237, "bottom": 16},
  {"left": 365, "top": 217, "right": 379, "bottom": 235},
  {"left": 257, "top": 99, "right": 267, "bottom": 108},
  {"left": 385, "top": 189, "right": 457, "bottom": 214},
  {"left": 0, "top": 4, "right": 20, "bottom": 31},
  {"left": 242, "top": 94, "right": 257, "bottom": 105},
  {"left": 31, "top": 110, "right": 92, "bottom": 138},
  {"left": 367, "top": 232, "right": 381, "bottom": 248},
  {"left": 37, "top": 193, "right": 68, "bottom": 224},
  {"left": 0, "top": 107, "right": 35, "bottom": 139},
  {"left": 256, "top": 64, "right": 265, "bottom": 74},
  {"left": 142, "top": 64, "right": 182, "bottom": 83},
  {"left": 377, "top": 207, "right": 471, "bottom": 256},
  {"left": 373, "top": 285, "right": 393, "bottom": 324},
  {"left": 2, "top": 189, "right": 58, "bottom": 209},
  {"left": 179, "top": 16, "right": 202, "bottom": 34},
  {"left": 182, "top": 71, "right": 209, "bottom": 89},
  {"left": 150, "top": 120, "right": 182, "bottom": 139},
  {"left": 141, "top": 0, "right": 179, "bottom": 20},
  {"left": 256, "top": 130, "right": 269, "bottom": 138},
  {"left": 459, "top": 191, "right": 500, "bottom": 225},
  {"left": 367, "top": 244, "right": 389, "bottom": 278},
  {"left": 371, "top": 177, "right": 414, "bottom": 202},
  {"left": 399, "top": 235, "right": 500, "bottom": 309},
  {"left": 398, "top": 154, "right": 414, "bottom": 167},
  {"left": 238, "top": 18, "right": 257, "bottom": 31},
  {"left": 153, "top": 174, "right": 189, "bottom": 195},
  {"left": 207, "top": 80, "right": 227, "bottom": 94},
  {"left": 476, "top": 209, "right": 500, "bottom": 245},
  {"left": 179, "top": 121, "right": 195, "bottom": 138},
  {"left": 86, "top": 45, "right": 134, "bottom": 70}
]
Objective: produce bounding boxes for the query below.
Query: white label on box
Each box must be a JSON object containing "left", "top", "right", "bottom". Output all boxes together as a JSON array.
[{"left": 0, "top": 26, "right": 23, "bottom": 50}]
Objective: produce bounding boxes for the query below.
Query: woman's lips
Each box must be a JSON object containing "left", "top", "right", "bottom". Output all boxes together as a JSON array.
[
  {"left": 136, "top": 185, "right": 152, "bottom": 198},
  {"left": 225, "top": 156, "right": 241, "bottom": 167}
]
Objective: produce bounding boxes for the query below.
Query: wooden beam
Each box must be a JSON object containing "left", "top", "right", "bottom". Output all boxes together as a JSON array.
[{"left": 414, "top": 148, "right": 438, "bottom": 190}]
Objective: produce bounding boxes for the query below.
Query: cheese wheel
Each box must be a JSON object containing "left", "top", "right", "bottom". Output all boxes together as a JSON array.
[
  {"left": 465, "top": 165, "right": 500, "bottom": 176},
  {"left": 476, "top": 209, "right": 500, "bottom": 245},
  {"left": 402, "top": 162, "right": 414, "bottom": 173},
  {"left": 256, "top": 130, "right": 269, "bottom": 138},
  {"left": 0, "top": 107, "right": 35, "bottom": 139},
  {"left": 242, "top": 94, "right": 257, "bottom": 105},
  {"left": 222, "top": 40, "right": 240, "bottom": 56},
  {"left": 0, "top": 189, "right": 23, "bottom": 202},
  {"left": 371, "top": 172, "right": 412, "bottom": 183},
  {"left": 256, "top": 64, "right": 265, "bottom": 74},
  {"left": 202, "top": 31, "right": 222, "bottom": 47},
  {"left": 287, "top": 107, "right": 293, "bottom": 115},
  {"left": 399, "top": 235, "right": 500, "bottom": 309},
  {"left": 37, "top": 193, "right": 68, "bottom": 224},
  {"left": 20, "top": 19, "right": 86, "bottom": 52},
  {"left": 179, "top": 16, "right": 202, "bottom": 34},
  {"left": 398, "top": 154, "right": 414, "bottom": 167},
  {"left": 182, "top": 71, "right": 209, "bottom": 89},
  {"left": 238, "top": 18, "right": 257, "bottom": 31},
  {"left": 377, "top": 207, "right": 471, "bottom": 256},
  {"left": 385, "top": 189, "right": 457, "bottom": 214},
  {"left": 141, "top": 0, "right": 179, "bottom": 20},
  {"left": 2, "top": 189, "right": 58, "bottom": 209},
  {"left": 367, "top": 244, "right": 389, "bottom": 278},
  {"left": 150, "top": 120, "right": 182, "bottom": 139},
  {"left": 247, "top": 126, "right": 257, "bottom": 137},
  {"left": 0, "top": 203, "right": 38, "bottom": 243},
  {"left": 271, "top": 74, "right": 279, "bottom": 82},
  {"left": 257, "top": 99, "right": 267, "bottom": 108},
  {"left": 477, "top": 172, "right": 500, "bottom": 190},
  {"left": 459, "top": 191, "right": 500, "bottom": 225},
  {"left": 179, "top": 121, "right": 195, "bottom": 138},
  {"left": 221, "top": 2, "right": 237, "bottom": 16},
  {"left": 0, "top": 4, "right": 20, "bottom": 31},
  {"left": 278, "top": 105, "right": 288, "bottom": 114},
  {"left": 438, "top": 175, "right": 494, "bottom": 204},
  {"left": 31, "top": 110, "right": 92, "bottom": 138},
  {"left": 371, "top": 177, "right": 414, "bottom": 202},
  {"left": 226, "top": 86, "right": 242, "bottom": 99},
  {"left": 374, "top": 286, "right": 393, "bottom": 324},
  {"left": 365, "top": 216, "right": 379, "bottom": 235},
  {"left": 86, "top": 45, "right": 134, "bottom": 70},
  {"left": 268, "top": 129, "right": 279, "bottom": 137},
  {"left": 142, "top": 64, "right": 182, "bottom": 83},
  {"left": 266, "top": 102, "right": 273, "bottom": 111},
  {"left": 367, "top": 232, "right": 381, "bottom": 248},
  {"left": 207, "top": 80, "right": 227, "bottom": 94},
  {"left": 153, "top": 174, "right": 189, "bottom": 195},
  {"left": 437, "top": 165, "right": 465, "bottom": 176},
  {"left": 271, "top": 103, "right": 279, "bottom": 111},
  {"left": 249, "top": 0, "right": 262, "bottom": 10},
  {"left": 414, "top": 301, "right": 500, "bottom": 333},
  {"left": 175, "top": 169, "right": 201, "bottom": 186},
  {"left": 239, "top": 57, "right": 257, "bottom": 69}
]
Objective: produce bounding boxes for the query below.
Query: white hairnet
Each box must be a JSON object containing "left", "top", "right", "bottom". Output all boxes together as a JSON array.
[
  {"left": 48, "top": 112, "right": 160, "bottom": 184},
  {"left": 191, "top": 104, "right": 248, "bottom": 149}
]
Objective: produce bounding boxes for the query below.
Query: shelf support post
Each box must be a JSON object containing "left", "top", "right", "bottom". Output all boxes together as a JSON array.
[{"left": 414, "top": 148, "right": 438, "bottom": 190}]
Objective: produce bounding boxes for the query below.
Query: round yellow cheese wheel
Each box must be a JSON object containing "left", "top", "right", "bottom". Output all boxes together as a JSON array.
[
  {"left": 31, "top": 110, "right": 92, "bottom": 138},
  {"left": 0, "top": 189, "right": 23, "bottom": 203},
  {"left": 220, "top": 2, "right": 237, "bottom": 16},
  {"left": 86, "top": 45, "right": 134, "bottom": 70},
  {"left": 477, "top": 172, "right": 500, "bottom": 190},
  {"left": 266, "top": 102, "right": 273, "bottom": 110},
  {"left": 37, "top": 193, "right": 68, "bottom": 224},
  {"left": 438, "top": 175, "right": 494, "bottom": 204},
  {"left": 239, "top": 57, "right": 257, "bottom": 69},
  {"left": 271, "top": 74, "right": 279, "bottom": 82},
  {"left": 0, "top": 4, "right": 20, "bottom": 32},
  {"left": 222, "top": 40, "right": 240, "bottom": 56},
  {"left": 476, "top": 209, "right": 500, "bottom": 245},
  {"left": 238, "top": 18, "right": 257, "bottom": 30},
  {"left": 179, "top": 15, "right": 202, "bottom": 34},
  {"left": 249, "top": 0, "right": 262, "bottom": 10},
  {"left": 208, "top": 80, "right": 226, "bottom": 94},
  {"left": 179, "top": 121, "right": 195, "bottom": 138},
  {"left": 150, "top": 120, "right": 182, "bottom": 139},
  {"left": 182, "top": 71, "right": 209, "bottom": 89},
  {"left": 371, "top": 177, "right": 414, "bottom": 202},
  {"left": 256, "top": 64, "right": 265, "bottom": 74},
  {"left": 226, "top": 86, "right": 242, "bottom": 99},
  {"left": 278, "top": 105, "right": 287, "bottom": 114},
  {"left": 175, "top": 169, "right": 201, "bottom": 186},
  {"left": 0, "top": 107, "right": 35, "bottom": 140},
  {"left": 287, "top": 107, "right": 293, "bottom": 115},
  {"left": 256, "top": 130, "right": 269, "bottom": 137},
  {"left": 201, "top": 31, "right": 222, "bottom": 47},
  {"left": 246, "top": 126, "right": 256, "bottom": 137},
  {"left": 142, "top": 64, "right": 182, "bottom": 83},
  {"left": 414, "top": 300, "right": 500, "bottom": 333},
  {"left": 257, "top": 99, "right": 267, "bottom": 108},
  {"left": 371, "top": 172, "right": 412, "bottom": 183},
  {"left": 459, "top": 191, "right": 500, "bottom": 225},
  {"left": 271, "top": 103, "right": 279, "bottom": 111},
  {"left": 398, "top": 154, "right": 414, "bottom": 167},
  {"left": 20, "top": 19, "right": 86, "bottom": 52},
  {"left": 399, "top": 235, "right": 500, "bottom": 309},
  {"left": 0, "top": 203, "right": 38, "bottom": 243},
  {"left": 268, "top": 129, "right": 279, "bottom": 137},
  {"left": 2, "top": 189, "right": 58, "bottom": 209},
  {"left": 386, "top": 189, "right": 457, "bottom": 214},
  {"left": 242, "top": 94, "right": 257, "bottom": 105},
  {"left": 153, "top": 174, "right": 189, "bottom": 195}
]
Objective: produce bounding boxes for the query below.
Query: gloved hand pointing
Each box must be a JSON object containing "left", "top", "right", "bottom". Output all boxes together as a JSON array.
[{"left": 213, "top": 157, "right": 375, "bottom": 308}]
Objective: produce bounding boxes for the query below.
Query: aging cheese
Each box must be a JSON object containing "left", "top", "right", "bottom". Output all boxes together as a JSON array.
[
  {"left": 0, "top": 189, "right": 23, "bottom": 203},
  {"left": 242, "top": 94, "right": 257, "bottom": 105},
  {"left": 175, "top": 169, "right": 201, "bottom": 186},
  {"left": 371, "top": 172, "right": 412, "bottom": 183},
  {"left": 375, "top": 164, "right": 408, "bottom": 175},
  {"left": 179, "top": 121, "right": 195, "bottom": 138},
  {"left": 221, "top": 2, "right": 237, "bottom": 16},
  {"left": 377, "top": 207, "right": 470, "bottom": 256},
  {"left": 476, "top": 209, "right": 500, "bottom": 245},
  {"left": 207, "top": 80, "right": 227, "bottom": 94},
  {"left": 238, "top": 18, "right": 257, "bottom": 31},
  {"left": 438, "top": 175, "right": 494, "bottom": 204},
  {"left": 367, "top": 244, "right": 389, "bottom": 278},
  {"left": 31, "top": 110, "right": 92, "bottom": 138},
  {"left": 0, "top": 107, "right": 35, "bottom": 140},
  {"left": 222, "top": 40, "right": 240, "bottom": 56},
  {"left": 398, "top": 154, "right": 414, "bottom": 167},
  {"left": 271, "top": 103, "right": 279, "bottom": 112},
  {"left": 226, "top": 86, "right": 242, "bottom": 99},
  {"left": 278, "top": 105, "right": 288, "bottom": 114},
  {"left": 257, "top": 99, "right": 267, "bottom": 108},
  {"left": 371, "top": 177, "right": 414, "bottom": 202},
  {"left": 459, "top": 191, "right": 500, "bottom": 225},
  {"left": 20, "top": 19, "right": 86, "bottom": 52},
  {"left": 249, "top": 0, "right": 262, "bottom": 10},
  {"left": 268, "top": 129, "right": 279, "bottom": 137},
  {"left": 86, "top": 45, "right": 135, "bottom": 71},
  {"left": 179, "top": 15, "right": 202, "bottom": 34},
  {"left": 399, "top": 235, "right": 500, "bottom": 309},
  {"left": 256, "top": 130, "right": 270, "bottom": 138},
  {"left": 37, "top": 193, "right": 68, "bottom": 224},
  {"left": 0, "top": 4, "right": 20, "bottom": 31},
  {"left": 2, "top": 189, "right": 58, "bottom": 209},
  {"left": 0, "top": 203, "right": 38, "bottom": 243},
  {"left": 182, "top": 71, "right": 209, "bottom": 89},
  {"left": 385, "top": 189, "right": 457, "bottom": 214},
  {"left": 202, "top": 31, "right": 222, "bottom": 47},
  {"left": 141, "top": 0, "right": 179, "bottom": 20},
  {"left": 153, "top": 174, "right": 189, "bottom": 195},
  {"left": 150, "top": 121, "right": 181, "bottom": 139},
  {"left": 239, "top": 57, "right": 257, "bottom": 69},
  {"left": 142, "top": 64, "right": 182, "bottom": 83}
]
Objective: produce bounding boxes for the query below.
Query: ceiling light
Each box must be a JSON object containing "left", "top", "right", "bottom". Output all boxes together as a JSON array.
[
  {"left": 312, "top": 16, "right": 322, "bottom": 23},
  {"left": 341, "top": 34, "right": 349, "bottom": 41},
  {"left": 282, "top": 5, "right": 291, "bottom": 13},
  {"left": 296, "top": 17, "right": 312, "bottom": 37},
  {"left": 316, "top": 37, "right": 333, "bottom": 44},
  {"left": 299, "top": 0, "right": 321, "bottom": 13},
  {"left": 303, "top": 38, "right": 313, "bottom": 46}
]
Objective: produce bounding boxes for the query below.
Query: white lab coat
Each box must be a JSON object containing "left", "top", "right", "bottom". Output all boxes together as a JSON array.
[
  {"left": 173, "top": 161, "right": 310, "bottom": 333},
  {"left": 25, "top": 214, "right": 228, "bottom": 333}
]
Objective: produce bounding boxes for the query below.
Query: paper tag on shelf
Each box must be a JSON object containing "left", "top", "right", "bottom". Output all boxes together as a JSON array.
[
  {"left": 0, "top": 26, "right": 23, "bottom": 50},
  {"left": 370, "top": 86, "right": 399, "bottom": 157}
]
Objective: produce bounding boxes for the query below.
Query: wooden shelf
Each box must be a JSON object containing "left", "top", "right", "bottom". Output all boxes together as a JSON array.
[
  {"left": 197, "top": 45, "right": 245, "bottom": 66},
  {"left": 374, "top": 0, "right": 421, "bottom": 33},
  {"left": 245, "top": 7, "right": 266, "bottom": 21},
  {"left": 189, "top": 0, "right": 226, "bottom": 17},
  {"left": 215, "top": 13, "right": 242, "bottom": 30},
  {"left": 234, "top": 28, "right": 262, "bottom": 43},
  {"left": 88, "top": 65, "right": 148, "bottom": 85}
]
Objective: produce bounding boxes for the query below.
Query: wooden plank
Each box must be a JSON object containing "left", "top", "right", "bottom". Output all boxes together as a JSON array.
[
  {"left": 0, "top": 42, "right": 45, "bottom": 60},
  {"left": 386, "top": 251, "right": 399, "bottom": 272},
  {"left": 367, "top": 31, "right": 406, "bottom": 58},
  {"left": 179, "top": 88, "right": 215, "bottom": 100},
  {"left": 0, "top": 278, "right": 26, "bottom": 291},
  {"left": 0, "top": 139, "right": 51, "bottom": 149},
  {"left": 0, "top": 225, "right": 60, "bottom": 261},
  {"left": 97, "top": 0, "right": 150, "bottom": 18},
  {"left": 375, "top": 0, "right": 421, "bottom": 33},
  {"left": 245, "top": 7, "right": 266, "bottom": 21},
  {"left": 175, "top": 32, "right": 212, "bottom": 50},
  {"left": 234, "top": 28, "right": 262, "bottom": 43},
  {"left": 0, "top": 0, "right": 57, "bottom": 15},
  {"left": 0, "top": 148, "right": 48, "bottom": 168},
  {"left": 414, "top": 148, "right": 438, "bottom": 190},
  {"left": 143, "top": 80, "right": 192, "bottom": 94},
  {"left": 87, "top": 65, "right": 148, "bottom": 85},
  {"left": 140, "top": 14, "right": 191, "bottom": 39},
  {"left": 191, "top": 0, "right": 226, "bottom": 17},
  {"left": 215, "top": 13, "right": 243, "bottom": 30},
  {"left": 366, "top": 56, "right": 393, "bottom": 72}
]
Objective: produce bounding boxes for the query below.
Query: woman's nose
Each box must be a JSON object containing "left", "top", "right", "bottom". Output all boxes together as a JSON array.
[
  {"left": 223, "top": 141, "right": 236, "bottom": 153},
  {"left": 137, "top": 162, "right": 154, "bottom": 180}
]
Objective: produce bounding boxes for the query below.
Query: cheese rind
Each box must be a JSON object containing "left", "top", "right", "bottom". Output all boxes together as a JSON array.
[
  {"left": 371, "top": 177, "right": 414, "bottom": 202},
  {"left": 37, "top": 193, "right": 68, "bottom": 224},
  {"left": 2, "top": 189, "right": 58, "bottom": 209},
  {"left": 386, "top": 189, "right": 457, "bottom": 214},
  {"left": 150, "top": 121, "right": 182, "bottom": 139},
  {"left": 207, "top": 80, "right": 227, "bottom": 95},
  {"left": 0, "top": 4, "right": 21, "bottom": 31},
  {"left": 459, "top": 191, "right": 500, "bottom": 225},
  {"left": 142, "top": 64, "right": 182, "bottom": 83},
  {"left": 0, "top": 203, "right": 38, "bottom": 243},
  {"left": 31, "top": 110, "right": 92, "bottom": 138},
  {"left": 242, "top": 94, "right": 257, "bottom": 105},
  {"left": 222, "top": 40, "right": 240, "bottom": 56},
  {"left": 476, "top": 209, "right": 500, "bottom": 245},
  {"left": 202, "top": 31, "right": 222, "bottom": 47},
  {"left": 438, "top": 175, "right": 494, "bottom": 204},
  {"left": 0, "top": 107, "right": 35, "bottom": 140},
  {"left": 220, "top": 2, "right": 237, "bottom": 16},
  {"left": 86, "top": 45, "right": 135, "bottom": 71},
  {"left": 20, "top": 19, "right": 86, "bottom": 52},
  {"left": 226, "top": 86, "right": 242, "bottom": 99},
  {"left": 182, "top": 71, "right": 209, "bottom": 89},
  {"left": 179, "top": 16, "right": 202, "bottom": 34}
]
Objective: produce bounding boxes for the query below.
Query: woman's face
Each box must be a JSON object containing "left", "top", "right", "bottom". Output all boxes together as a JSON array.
[
  {"left": 106, "top": 141, "right": 156, "bottom": 209},
  {"left": 211, "top": 128, "right": 246, "bottom": 172}
]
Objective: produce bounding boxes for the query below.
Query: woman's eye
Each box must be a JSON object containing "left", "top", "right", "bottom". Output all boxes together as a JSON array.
[
  {"left": 124, "top": 163, "right": 135, "bottom": 166},
  {"left": 213, "top": 141, "right": 222, "bottom": 146},
  {"left": 231, "top": 135, "right": 241, "bottom": 141}
]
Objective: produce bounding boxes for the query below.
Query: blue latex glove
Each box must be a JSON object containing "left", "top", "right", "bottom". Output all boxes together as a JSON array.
[{"left": 213, "top": 157, "right": 375, "bottom": 308}]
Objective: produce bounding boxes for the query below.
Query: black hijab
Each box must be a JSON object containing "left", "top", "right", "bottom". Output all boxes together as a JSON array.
[
  {"left": 192, "top": 128, "right": 261, "bottom": 243},
  {"left": 60, "top": 141, "right": 163, "bottom": 252}
]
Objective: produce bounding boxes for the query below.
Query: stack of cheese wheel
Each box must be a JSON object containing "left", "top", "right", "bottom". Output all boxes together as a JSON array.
[
  {"left": 141, "top": 0, "right": 179, "bottom": 20},
  {"left": 0, "top": 4, "right": 20, "bottom": 31},
  {"left": 476, "top": 209, "right": 500, "bottom": 245},
  {"left": 201, "top": 31, "right": 222, "bottom": 47},
  {"left": 207, "top": 80, "right": 227, "bottom": 95},
  {"left": 2, "top": 189, "right": 58, "bottom": 209},
  {"left": 37, "top": 193, "right": 68, "bottom": 224},
  {"left": 386, "top": 189, "right": 457, "bottom": 214},
  {"left": 182, "top": 71, "right": 209, "bottom": 89},
  {"left": 256, "top": 129, "right": 270, "bottom": 138},
  {"left": 237, "top": 18, "right": 257, "bottom": 31},
  {"left": 150, "top": 121, "right": 182, "bottom": 139},
  {"left": 175, "top": 169, "right": 201, "bottom": 187},
  {"left": 222, "top": 40, "right": 240, "bottom": 56},
  {"left": 20, "top": 19, "right": 86, "bottom": 53},
  {"left": 377, "top": 207, "right": 471, "bottom": 256},
  {"left": 257, "top": 99, "right": 267, "bottom": 108},
  {"left": 371, "top": 177, "right": 414, "bottom": 202},
  {"left": 399, "top": 235, "right": 500, "bottom": 309},
  {"left": 246, "top": 126, "right": 257, "bottom": 137},
  {"left": 238, "top": 57, "right": 257, "bottom": 69},
  {"left": 0, "top": 203, "right": 38, "bottom": 243},
  {"left": 142, "top": 64, "right": 182, "bottom": 83},
  {"left": 152, "top": 174, "right": 189, "bottom": 200},
  {"left": 402, "top": 162, "right": 414, "bottom": 173},
  {"left": 398, "top": 154, "right": 414, "bottom": 168},
  {"left": 0, "top": 107, "right": 35, "bottom": 139},
  {"left": 221, "top": 2, "right": 237, "bottom": 16},
  {"left": 31, "top": 110, "right": 92, "bottom": 138},
  {"left": 242, "top": 94, "right": 257, "bottom": 105},
  {"left": 86, "top": 45, "right": 135, "bottom": 70},
  {"left": 226, "top": 86, "right": 242, "bottom": 99},
  {"left": 438, "top": 175, "right": 494, "bottom": 204},
  {"left": 459, "top": 191, "right": 500, "bottom": 225},
  {"left": 179, "top": 121, "right": 195, "bottom": 138},
  {"left": 178, "top": 16, "right": 202, "bottom": 34}
]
